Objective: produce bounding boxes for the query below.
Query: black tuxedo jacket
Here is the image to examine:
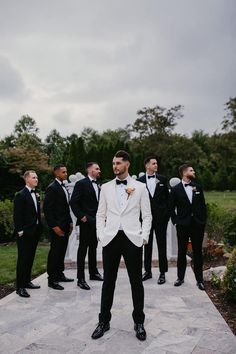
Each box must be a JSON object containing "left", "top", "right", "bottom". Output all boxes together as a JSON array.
[
  {"left": 70, "top": 176, "right": 100, "bottom": 226},
  {"left": 138, "top": 173, "right": 170, "bottom": 224},
  {"left": 13, "top": 187, "right": 42, "bottom": 235},
  {"left": 43, "top": 180, "right": 72, "bottom": 233},
  {"left": 169, "top": 182, "right": 207, "bottom": 226}
]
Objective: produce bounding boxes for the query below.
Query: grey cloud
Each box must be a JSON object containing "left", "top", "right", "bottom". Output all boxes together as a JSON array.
[
  {"left": 0, "top": 0, "right": 235, "bottom": 138},
  {"left": 0, "top": 56, "right": 27, "bottom": 98}
]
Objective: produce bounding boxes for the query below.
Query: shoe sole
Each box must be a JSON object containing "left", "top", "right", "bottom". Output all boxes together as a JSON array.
[
  {"left": 77, "top": 285, "right": 90, "bottom": 290},
  {"left": 48, "top": 285, "right": 64, "bottom": 290}
]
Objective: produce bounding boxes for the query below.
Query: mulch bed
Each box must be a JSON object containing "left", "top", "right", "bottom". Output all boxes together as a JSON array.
[
  {"left": 0, "top": 284, "right": 14, "bottom": 299},
  {"left": 204, "top": 281, "right": 236, "bottom": 335}
]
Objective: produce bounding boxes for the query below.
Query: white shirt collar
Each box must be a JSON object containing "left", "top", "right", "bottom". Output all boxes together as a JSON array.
[
  {"left": 88, "top": 175, "right": 96, "bottom": 182},
  {"left": 26, "top": 185, "right": 34, "bottom": 192},
  {"left": 56, "top": 178, "right": 63, "bottom": 185}
]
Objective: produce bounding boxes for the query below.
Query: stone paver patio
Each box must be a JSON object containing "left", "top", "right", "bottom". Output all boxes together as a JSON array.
[{"left": 0, "top": 266, "right": 235, "bottom": 354}]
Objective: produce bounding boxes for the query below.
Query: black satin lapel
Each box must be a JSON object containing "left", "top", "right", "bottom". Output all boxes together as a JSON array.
[
  {"left": 24, "top": 187, "right": 37, "bottom": 212},
  {"left": 179, "top": 183, "right": 191, "bottom": 204}
]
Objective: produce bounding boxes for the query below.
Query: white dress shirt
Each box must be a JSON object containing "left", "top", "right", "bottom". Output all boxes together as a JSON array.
[
  {"left": 146, "top": 173, "right": 156, "bottom": 197},
  {"left": 88, "top": 175, "right": 99, "bottom": 200},
  {"left": 182, "top": 180, "right": 193, "bottom": 203}
]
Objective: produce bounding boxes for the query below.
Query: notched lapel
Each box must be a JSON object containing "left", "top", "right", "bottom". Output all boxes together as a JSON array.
[
  {"left": 24, "top": 188, "right": 38, "bottom": 213},
  {"left": 121, "top": 180, "right": 136, "bottom": 214},
  {"left": 179, "top": 183, "right": 191, "bottom": 204}
]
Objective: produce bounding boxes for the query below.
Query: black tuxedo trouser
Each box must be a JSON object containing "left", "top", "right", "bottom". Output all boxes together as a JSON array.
[
  {"left": 16, "top": 226, "right": 40, "bottom": 288},
  {"left": 144, "top": 222, "right": 168, "bottom": 274},
  {"left": 47, "top": 229, "right": 69, "bottom": 281},
  {"left": 176, "top": 219, "right": 205, "bottom": 282},
  {"left": 99, "top": 231, "right": 144, "bottom": 324},
  {"left": 77, "top": 222, "right": 98, "bottom": 279}
]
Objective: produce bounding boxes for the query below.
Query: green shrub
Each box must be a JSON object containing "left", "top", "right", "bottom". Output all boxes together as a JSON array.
[
  {"left": 0, "top": 199, "right": 14, "bottom": 241},
  {"left": 223, "top": 214, "right": 236, "bottom": 250},
  {"left": 222, "top": 247, "right": 236, "bottom": 302},
  {"left": 206, "top": 203, "right": 236, "bottom": 250},
  {"left": 210, "top": 273, "right": 221, "bottom": 289},
  {"left": 206, "top": 203, "right": 228, "bottom": 243}
]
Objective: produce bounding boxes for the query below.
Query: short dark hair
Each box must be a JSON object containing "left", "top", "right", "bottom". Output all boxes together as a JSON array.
[
  {"left": 179, "top": 163, "right": 192, "bottom": 177},
  {"left": 53, "top": 164, "right": 66, "bottom": 172},
  {"left": 114, "top": 150, "right": 130, "bottom": 162},
  {"left": 144, "top": 155, "right": 158, "bottom": 166},
  {"left": 86, "top": 162, "right": 98, "bottom": 169}
]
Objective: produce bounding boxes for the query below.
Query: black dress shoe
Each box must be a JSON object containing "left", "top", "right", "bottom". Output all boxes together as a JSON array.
[
  {"left": 77, "top": 279, "right": 90, "bottom": 290},
  {"left": 58, "top": 274, "right": 74, "bottom": 282},
  {"left": 174, "top": 279, "right": 184, "bottom": 287},
  {"left": 142, "top": 271, "right": 152, "bottom": 281},
  {"left": 48, "top": 281, "right": 64, "bottom": 290},
  {"left": 26, "top": 282, "right": 41, "bottom": 289},
  {"left": 197, "top": 282, "right": 205, "bottom": 291},
  {"left": 90, "top": 273, "right": 103, "bottom": 281},
  {"left": 157, "top": 273, "right": 166, "bottom": 285},
  {"left": 91, "top": 322, "right": 110, "bottom": 339},
  {"left": 134, "top": 323, "right": 146, "bottom": 341},
  {"left": 16, "top": 288, "right": 30, "bottom": 298}
]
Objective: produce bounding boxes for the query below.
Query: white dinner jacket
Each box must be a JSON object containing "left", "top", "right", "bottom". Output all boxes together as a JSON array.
[{"left": 96, "top": 177, "right": 152, "bottom": 247}]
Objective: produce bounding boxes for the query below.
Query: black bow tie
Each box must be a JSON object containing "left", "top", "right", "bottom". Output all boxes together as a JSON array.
[
  {"left": 31, "top": 189, "right": 36, "bottom": 193},
  {"left": 92, "top": 180, "right": 98, "bottom": 184},
  {"left": 116, "top": 179, "right": 127, "bottom": 185},
  {"left": 61, "top": 182, "right": 65, "bottom": 187},
  {"left": 148, "top": 175, "right": 155, "bottom": 179},
  {"left": 184, "top": 182, "right": 194, "bottom": 187}
]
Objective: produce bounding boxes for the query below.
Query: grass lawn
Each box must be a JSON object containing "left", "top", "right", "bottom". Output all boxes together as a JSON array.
[
  {"left": 0, "top": 243, "right": 49, "bottom": 286},
  {"left": 205, "top": 191, "right": 236, "bottom": 211}
]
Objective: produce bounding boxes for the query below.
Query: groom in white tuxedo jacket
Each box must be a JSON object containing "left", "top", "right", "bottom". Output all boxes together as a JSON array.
[{"left": 92, "top": 150, "right": 152, "bottom": 341}]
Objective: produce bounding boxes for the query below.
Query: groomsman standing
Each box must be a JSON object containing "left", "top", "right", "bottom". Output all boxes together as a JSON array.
[
  {"left": 138, "top": 156, "right": 169, "bottom": 284},
  {"left": 70, "top": 162, "right": 103, "bottom": 290},
  {"left": 43, "top": 165, "right": 74, "bottom": 290},
  {"left": 170, "top": 164, "right": 207, "bottom": 290},
  {"left": 13, "top": 170, "right": 42, "bottom": 297},
  {"left": 91, "top": 151, "right": 152, "bottom": 341}
]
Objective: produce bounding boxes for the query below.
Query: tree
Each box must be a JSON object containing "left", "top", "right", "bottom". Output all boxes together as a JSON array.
[
  {"left": 129, "top": 105, "right": 183, "bottom": 139},
  {"left": 65, "top": 135, "right": 86, "bottom": 174},
  {"left": 222, "top": 97, "right": 236, "bottom": 132},
  {"left": 14, "top": 115, "right": 39, "bottom": 137},
  {"left": 44, "top": 129, "right": 67, "bottom": 166},
  {"left": 13, "top": 115, "right": 42, "bottom": 149}
]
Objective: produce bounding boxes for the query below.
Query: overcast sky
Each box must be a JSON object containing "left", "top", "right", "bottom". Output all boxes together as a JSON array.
[{"left": 0, "top": 0, "right": 235, "bottom": 139}]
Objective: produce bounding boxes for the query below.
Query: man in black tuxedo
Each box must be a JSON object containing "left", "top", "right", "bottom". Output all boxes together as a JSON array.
[
  {"left": 138, "top": 156, "right": 170, "bottom": 285},
  {"left": 170, "top": 164, "right": 207, "bottom": 290},
  {"left": 13, "top": 170, "right": 42, "bottom": 297},
  {"left": 70, "top": 162, "right": 103, "bottom": 290},
  {"left": 43, "top": 165, "right": 74, "bottom": 290}
]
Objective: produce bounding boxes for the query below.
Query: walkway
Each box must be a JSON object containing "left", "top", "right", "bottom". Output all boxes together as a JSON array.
[{"left": 0, "top": 267, "right": 235, "bottom": 353}]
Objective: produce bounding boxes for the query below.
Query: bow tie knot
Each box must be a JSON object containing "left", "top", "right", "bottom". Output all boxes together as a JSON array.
[
  {"left": 31, "top": 189, "right": 36, "bottom": 194},
  {"left": 148, "top": 175, "right": 155, "bottom": 179},
  {"left": 61, "top": 182, "right": 65, "bottom": 187},
  {"left": 184, "top": 182, "right": 194, "bottom": 187},
  {"left": 116, "top": 179, "right": 127, "bottom": 185},
  {"left": 92, "top": 180, "right": 98, "bottom": 184}
]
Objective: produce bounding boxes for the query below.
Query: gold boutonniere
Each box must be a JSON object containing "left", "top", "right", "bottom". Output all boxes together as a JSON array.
[
  {"left": 125, "top": 187, "right": 135, "bottom": 199},
  {"left": 192, "top": 187, "right": 197, "bottom": 192},
  {"left": 36, "top": 193, "right": 40, "bottom": 199}
]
